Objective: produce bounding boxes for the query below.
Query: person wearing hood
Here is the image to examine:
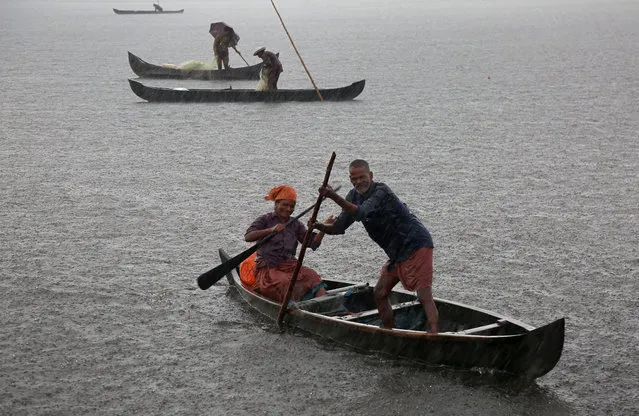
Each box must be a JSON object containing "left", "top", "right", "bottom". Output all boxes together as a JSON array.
[
  {"left": 213, "top": 26, "right": 239, "bottom": 70},
  {"left": 253, "top": 47, "right": 283, "bottom": 90}
]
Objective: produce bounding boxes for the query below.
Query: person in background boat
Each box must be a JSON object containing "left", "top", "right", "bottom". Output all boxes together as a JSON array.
[
  {"left": 153, "top": 3, "right": 163, "bottom": 12},
  {"left": 244, "top": 185, "right": 330, "bottom": 303},
  {"left": 213, "top": 26, "right": 239, "bottom": 70},
  {"left": 309, "top": 159, "right": 440, "bottom": 333},
  {"left": 253, "top": 47, "right": 283, "bottom": 91}
]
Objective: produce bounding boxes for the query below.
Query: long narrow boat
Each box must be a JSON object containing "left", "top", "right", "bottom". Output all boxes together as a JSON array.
[
  {"left": 218, "top": 248, "right": 564, "bottom": 379},
  {"left": 113, "top": 8, "right": 184, "bottom": 14},
  {"left": 128, "top": 79, "right": 366, "bottom": 102},
  {"left": 128, "top": 51, "right": 262, "bottom": 80}
]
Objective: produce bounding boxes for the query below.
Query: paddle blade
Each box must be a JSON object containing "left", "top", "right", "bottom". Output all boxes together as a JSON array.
[{"left": 197, "top": 245, "right": 258, "bottom": 290}]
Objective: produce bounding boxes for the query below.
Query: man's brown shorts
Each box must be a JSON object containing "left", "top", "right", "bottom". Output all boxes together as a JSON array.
[{"left": 380, "top": 247, "right": 433, "bottom": 291}]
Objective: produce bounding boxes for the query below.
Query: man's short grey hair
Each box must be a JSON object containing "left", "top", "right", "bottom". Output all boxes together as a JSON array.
[{"left": 349, "top": 159, "right": 370, "bottom": 171}]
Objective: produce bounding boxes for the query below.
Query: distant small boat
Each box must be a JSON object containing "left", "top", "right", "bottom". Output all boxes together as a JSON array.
[
  {"left": 128, "top": 51, "right": 262, "bottom": 81},
  {"left": 113, "top": 8, "right": 184, "bottom": 14},
  {"left": 128, "top": 79, "right": 366, "bottom": 103}
]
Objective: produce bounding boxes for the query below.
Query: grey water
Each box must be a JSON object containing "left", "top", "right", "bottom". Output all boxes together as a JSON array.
[{"left": 1, "top": 0, "right": 637, "bottom": 414}]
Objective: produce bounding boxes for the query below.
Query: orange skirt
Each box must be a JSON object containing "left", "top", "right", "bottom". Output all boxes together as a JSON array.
[
  {"left": 254, "top": 260, "right": 323, "bottom": 303},
  {"left": 380, "top": 247, "right": 433, "bottom": 291}
]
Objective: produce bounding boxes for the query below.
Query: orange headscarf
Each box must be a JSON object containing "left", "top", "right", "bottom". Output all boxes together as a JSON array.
[{"left": 264, "top": 185, "right": 297, "bottom": 202}]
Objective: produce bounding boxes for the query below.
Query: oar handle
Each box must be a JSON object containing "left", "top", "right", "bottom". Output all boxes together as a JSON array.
[{"left": 277, "top": 152, "right": 336, "bottom": 324}]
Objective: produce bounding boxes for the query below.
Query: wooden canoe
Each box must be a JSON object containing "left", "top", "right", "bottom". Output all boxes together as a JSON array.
[
  {"left": 127, "top": 52, "right": 262, "bottom": 81},
  {"left": 113, "top": 9, "right": 184, "bottom": 14},
  {"left": 218, "top": 248, "right": 564, "bottom": 379},
  {"left": 128, "top": 79, "right": 366, "bottom": 102}
]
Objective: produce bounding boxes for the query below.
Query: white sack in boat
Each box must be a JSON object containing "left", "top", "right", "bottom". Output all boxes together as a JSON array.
[{"left": 178, "top": 60, "right": 218, "bottom": 70}]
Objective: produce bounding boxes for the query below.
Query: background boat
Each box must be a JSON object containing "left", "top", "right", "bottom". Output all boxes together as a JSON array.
[
  {"left": 128, "top": 51, "right": 262, "bottom": 80},
  {"left": 113, "top": 8, "right": 184, "bottom": 14},
  {"left": 128, "top": 79, "right": 366, "bottom": 102}
]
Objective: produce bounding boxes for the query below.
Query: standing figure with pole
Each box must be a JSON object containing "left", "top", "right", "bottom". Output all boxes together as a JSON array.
[
  {"left": 209, "top": 22, "right": 243, "bottom": 70},
  {"left": 308, "top": 159, "right": 440, "bottom": 333}
]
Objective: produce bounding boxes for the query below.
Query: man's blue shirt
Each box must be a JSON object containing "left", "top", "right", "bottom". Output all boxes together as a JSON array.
[{"left": 333, "top": 182, "right": 433, "bottom": 265}]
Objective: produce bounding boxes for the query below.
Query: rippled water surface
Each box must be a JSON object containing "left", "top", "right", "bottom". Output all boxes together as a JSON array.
[{"left": 1, "top": 0, "right": 638, "bottom": 415}]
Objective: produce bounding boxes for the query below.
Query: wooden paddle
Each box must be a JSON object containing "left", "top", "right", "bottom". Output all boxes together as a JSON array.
[
  {"left": 196, "top": 183, "right": 341, "bottom": 290},
  {"left": 277, "top": 152, "right": 336, "bottom": 324},
  {"left": 232, "top": 47, "right": 250, "bottom": 66}
]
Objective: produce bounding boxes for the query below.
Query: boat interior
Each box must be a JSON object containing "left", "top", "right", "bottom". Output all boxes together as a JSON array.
[{"left": 295, "top": 280, "right": 527, "bottom": 335}]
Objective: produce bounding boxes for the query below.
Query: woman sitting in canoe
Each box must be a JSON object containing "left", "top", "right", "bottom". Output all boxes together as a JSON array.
[{"left": 242, "top": 185, "right": 329, "bottom": 303}]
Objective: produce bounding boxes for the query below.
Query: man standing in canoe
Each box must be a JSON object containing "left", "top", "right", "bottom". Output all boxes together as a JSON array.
[
  {"left": 253, "top": 47, "right": 283, "bottom": 91},
  {"left": 309, "top": 159, "right": 439, "bottom": 333},
  {"left": 211, "top": 24, "right": 239, "bottom": 70}
]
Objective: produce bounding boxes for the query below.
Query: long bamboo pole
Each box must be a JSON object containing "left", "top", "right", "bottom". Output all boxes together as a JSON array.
[{"left": 270, "top": 0, "right": 323, "bottom": 101}]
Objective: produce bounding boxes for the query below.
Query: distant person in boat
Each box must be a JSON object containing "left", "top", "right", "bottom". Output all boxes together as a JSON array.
[
  {"left": 244, "top": 185, "right": 330, "bottom": 303},
  {"left": 153, "top": 3, "right": 163, "bottom": 12},
  {"left": 213, "top": 26, "right": 239, "bottom": 70},
  {"left": 253, "top": 47, "right": 283, "bottom": 91},
  {"left": 309, "top": 159, "right": 440, "bottom": 333}
]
